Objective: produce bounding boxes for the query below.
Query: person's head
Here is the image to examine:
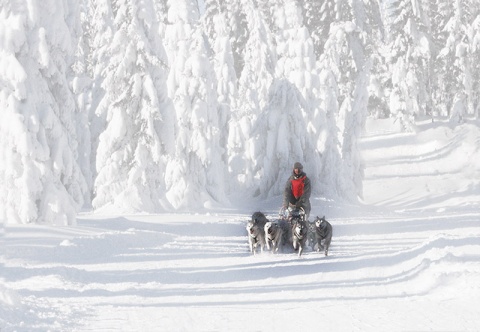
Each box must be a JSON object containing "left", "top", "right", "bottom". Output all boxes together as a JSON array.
[{"left": 293, "top": 162, "right": 303, "bottom": 176}]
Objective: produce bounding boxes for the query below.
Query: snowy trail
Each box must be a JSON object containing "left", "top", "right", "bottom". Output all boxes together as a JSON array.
[
  {"left": 361, "top": 120, "right": 480, "bottom": 210},
  {"left": 3, "top": 119, "right": 480, "bottom": 331},
  {"left": 4, "top": 209, "right": 480, "bottom": 331}
]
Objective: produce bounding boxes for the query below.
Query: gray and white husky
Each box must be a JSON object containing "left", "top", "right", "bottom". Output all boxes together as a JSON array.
[
  {"left": 313, "top": 216, "right": 333, "bottom": 256},
  {"left": 246, "top": 212, "right": 268, "bottom": 254},
  {"left": 264, "top": 219, "right": 290, "bottom": 253},
  {"left": 292, "top": 218, "right": 308, "bottom": 257}
]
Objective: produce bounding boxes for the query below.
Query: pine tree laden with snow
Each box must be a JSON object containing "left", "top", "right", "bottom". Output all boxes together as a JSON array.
[
  {"left": 92, "top": 0, "right": 174, "bottom": 213},
  {"left": 0, "top": 1, "right": 87, "bottom": 225}
]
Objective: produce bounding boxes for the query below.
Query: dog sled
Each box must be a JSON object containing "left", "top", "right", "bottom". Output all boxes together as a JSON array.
[{"left": 279, "top": 205, "right": 307, "bottom": 225}]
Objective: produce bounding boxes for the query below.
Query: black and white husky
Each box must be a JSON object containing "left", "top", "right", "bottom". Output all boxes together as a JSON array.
[
  {"left": 313, "top": 216, "right": 333, "bottom": 256},
  {"left": 264, "top": 219, "right": 290, "bottom": 253},
  {"left": 246, "top": 212, "right": 268, "bottom": 254}
]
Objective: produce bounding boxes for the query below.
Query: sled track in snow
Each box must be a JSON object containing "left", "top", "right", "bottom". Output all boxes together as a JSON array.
[{"left": 3, "top": 211, "right": 480, "bottom": 331}]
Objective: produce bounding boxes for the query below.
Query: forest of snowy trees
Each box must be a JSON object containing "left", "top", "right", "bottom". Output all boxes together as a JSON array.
[{"left": 1, "top": 0, "right": 479, "bottom": 224}]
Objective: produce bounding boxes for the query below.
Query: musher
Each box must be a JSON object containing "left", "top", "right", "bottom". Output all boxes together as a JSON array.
[{"left": 282, "top": 162, "right": 311, "bottom": 221}]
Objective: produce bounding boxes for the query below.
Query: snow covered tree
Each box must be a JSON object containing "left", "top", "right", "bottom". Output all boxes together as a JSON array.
[
  {"left": 356, "top": 0, "right": 389, "bottom": 119},
  {"left": 273, "top": 2, "right": 316, "bottom": 95},
  {"left": 317, "top": 66, "right": 343, "bottom": 199},
  {"left": 252, "top": 79, "right": 316, "bottom": 198},
  {"left": 426, "top": 0, "right": 479, "bottom": 119},
  {"left": 464, "top": 1, "right": 480, "bottom": 118},
  {"left": 235, "top": 0, "right": 276, "bottom": 113},
  {"left": 316, "top": 0, "right": 383, "bottom": 200},
  {"left": 387, "top": 0, "right": 430, "bottom": 130},
  {"left": 227, "top": 0, "right": 276, "bottom": 193},
  {"left": 154, "top": 0, "right": 169, "bottom": 25},
  {"left": 320, "top": 21, "right": 366, "bottom": 200},
  {"left": 470, "top": 12, "right": 480, "bottom": 118},
  {"left": 301, "top": 0, "right": 336, "bottom": 58},
  {"left": 340, "top": 61, "right": 370, "bottom": 200},
  {"left": 270, "top": 0, "right": 324, "bottom": 192},
  {"left": 72, "top": 0, "right": 94, "bottom": 205},
  {"left": 12, "top": 0, "right": 480, "bottom": 217},
  {"left": 202, "top": 0, "right": 237, "bottom": 192},
  {"left": 425, "top": 0, "right": 449, "bottom": 118},
  {"left": 164, "top": 0, "right": 226, "bottom": 210},
  {"left": 343, "top": 0, "right": 382, "bottom": 199},
  {"left": 437, "top": 0, "right": 477, "bottom": 124},
  {"left": 0, "top": 1, "right": 87, "bottom": 225},
  {"left": 92, "top": 0, "right": 175, "bottom": 213},
  {"left": 84, "top": 0, "right": 116, "bottom": 190},
  {"left": 224, "top": 0, "right": 249, "bottom": 78},
  {"left": 202, "top": 0, "right": 226, "bottom": 43},
  {"left": 368, "top": 48, "right": 391, "bottom": 118}
]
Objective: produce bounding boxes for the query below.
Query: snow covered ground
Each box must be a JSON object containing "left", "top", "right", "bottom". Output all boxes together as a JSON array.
[{"left": 2, "top": 118, "right": 480, "bottom": 331}]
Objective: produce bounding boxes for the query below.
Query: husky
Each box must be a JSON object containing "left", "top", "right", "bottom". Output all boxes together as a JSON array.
[
  {"left": 313, "top": 216, "right": 333, "bottom": 256},
  {"left": 251, "top": 211, "right": 269, "bottom": 227},
  {"left": 246, "top": 212, "right": 268, "bottom": 254},
  {"left": 291, "top": 218, "right": 308, "bottom": 257},
  {"left": 264, "top": 219, "right": 291, "bottom": 253}
]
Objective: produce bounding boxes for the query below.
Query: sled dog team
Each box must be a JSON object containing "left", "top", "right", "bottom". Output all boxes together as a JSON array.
[
  {"left": 247, "top": 161, "right": 332, "bottom": 256},
  {"left": 246, "top": 209, "right": 333, "bottom": 257}
]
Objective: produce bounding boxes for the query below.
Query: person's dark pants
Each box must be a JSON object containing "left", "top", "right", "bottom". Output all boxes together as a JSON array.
[{"left": 286, "top": 194, "right": 311, "bottom": 221}]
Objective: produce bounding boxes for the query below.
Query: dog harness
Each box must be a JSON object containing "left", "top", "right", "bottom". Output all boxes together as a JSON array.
[{"left": 291, "top": 175, "right": 306, "bottom": 199}]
